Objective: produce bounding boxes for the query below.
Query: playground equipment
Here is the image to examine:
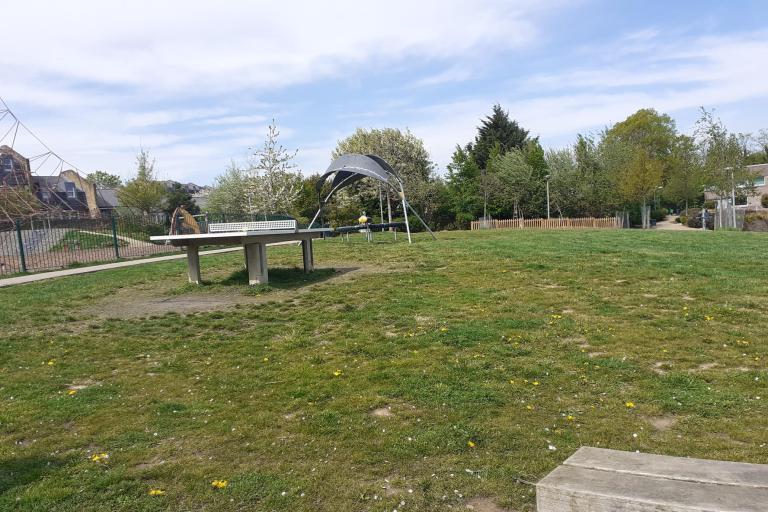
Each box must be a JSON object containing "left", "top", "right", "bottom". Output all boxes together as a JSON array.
[
  {"left": 335, "top": 218, "right": 406, "bottom": 242},
  {"left": 309, "top": 154, "right": 436, "bottom": 243}
]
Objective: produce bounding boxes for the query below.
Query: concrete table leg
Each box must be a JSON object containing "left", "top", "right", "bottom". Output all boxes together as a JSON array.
[
  {"left": 245, "top": 242, "right": 268, "bottom": 285},
  {"left": 186, "top": 245, "right": 201, "bottom": 284},
  {"left": 301, "top": 238, "right": 314, "bottom": 273}
]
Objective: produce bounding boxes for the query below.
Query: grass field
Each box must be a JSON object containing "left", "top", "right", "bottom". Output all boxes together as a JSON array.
[{"left": 1, "top": 229, "right": 766, "bottom": 511}]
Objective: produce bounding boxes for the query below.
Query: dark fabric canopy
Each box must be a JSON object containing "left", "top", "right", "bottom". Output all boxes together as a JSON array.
[{"left": 315, "top": 154, "right": 401, "bottom": 199}]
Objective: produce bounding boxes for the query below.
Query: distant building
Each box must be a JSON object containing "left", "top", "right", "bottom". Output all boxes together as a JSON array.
[
  {"left": 705, "top": 164, "right": 768, "bottom": 209},
  {"left": 0, "top": 145, "right": 102, "bottom": 218},
  {"left": 0, "top": 145, "right": 32, "bottom": 187}
]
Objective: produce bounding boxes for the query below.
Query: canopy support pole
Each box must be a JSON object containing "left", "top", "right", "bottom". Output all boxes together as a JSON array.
[
  {"left": 406, "top": 200, "right": 437, "bottom": 240},
  {"left": 379, "top": 185, "right": 385, "bottom": 231},
  {"left": 398, "top": 181, "right": 412, "bottom": 243}
]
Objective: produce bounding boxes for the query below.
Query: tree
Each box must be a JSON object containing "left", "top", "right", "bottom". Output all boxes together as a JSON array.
[
  {"left": 489, "top": 148, "right": 534, "bottom": 219},
  {"left": 207, "top": 163, "right": 250, "bottom": 214},
  {"left": 695, "top": 108, "right": 754, "bottom": 201},
  {"left": 745, "top": 129, "right": 768, "bottom": 164},
  {"left": 605, "top": 108, "right": 676, "bottom": 169},
  {"left": 163, "top": 182, "right": 200, "bottom": 215},
  {"left": 245, "top": 120, "right": 303, "bottom": 215},
  {"left": 445, "top": 145, "right": 482, "bottom": 227},
  {"left": 544, "top": 148, "right": 581, "bottom": 217},
  {"left": 118, "top": 149, "right": 166, "bottom": 215},
  {"left": 469, "top": 104, "right": 529, "bottom": 170},
  {"left": 575, "top": 134, "right": 617, "bottom": 217},
  {"left": 86, "top": 171, "right": 122, "bottom": 188},
  {"left": 664, "top": 135, "right": 704, "bottom": 211},
  {"left": 519, "top": 139, "right": 549, "bottom": 218},
  {"left": 332, "top": 127, "right": 436, "bottom": 224}
]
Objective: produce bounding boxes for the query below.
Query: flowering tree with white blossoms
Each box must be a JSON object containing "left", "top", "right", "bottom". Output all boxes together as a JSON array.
[{"left": 244, "top": 120, "right": 303, "bottom": 215}]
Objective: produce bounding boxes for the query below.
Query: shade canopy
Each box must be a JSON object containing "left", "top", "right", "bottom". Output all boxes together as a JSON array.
[{"left": 315, "top": 154, "right": 402, "bottom": 200}]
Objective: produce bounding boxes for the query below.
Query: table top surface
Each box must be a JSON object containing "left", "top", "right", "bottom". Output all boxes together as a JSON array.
[{"left": 150, "top": 228, "right": 331, "bottom": 242}]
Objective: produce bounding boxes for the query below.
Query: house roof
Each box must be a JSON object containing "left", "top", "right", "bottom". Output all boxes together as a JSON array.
[
  {"left": 748, "top": 163, "right": 768, "bottom": 177},
  {"left": 95, "top": 188, "right": 119, "bottom": 208}
]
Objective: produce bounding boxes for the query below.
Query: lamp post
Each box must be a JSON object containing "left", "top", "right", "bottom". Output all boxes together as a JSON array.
[{"left": 545, "top": 174, "right": 551, "bottom": 220}]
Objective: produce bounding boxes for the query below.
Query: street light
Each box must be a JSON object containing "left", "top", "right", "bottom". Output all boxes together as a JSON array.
[{"left": 545, "top": 174, "right": 551, "bottom": 220}]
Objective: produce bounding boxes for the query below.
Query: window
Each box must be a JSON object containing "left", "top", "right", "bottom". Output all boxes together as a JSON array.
[
  {"left": 65, "top": 182, "right": 77, "bottom": 199},
  {"left": 41, "top": 189, "right": 50, "bottom": 201},
  {"left": 755, "top": 176, "right": 766, "bottom": 187}
]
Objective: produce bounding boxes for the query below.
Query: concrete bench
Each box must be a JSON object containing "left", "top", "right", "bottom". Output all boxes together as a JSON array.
[
  {"left": 208, "top": 220, "right": 297, "bottom": 233},
  {"left": 537, "top": 447, "right": 768, "bottom": 512}
]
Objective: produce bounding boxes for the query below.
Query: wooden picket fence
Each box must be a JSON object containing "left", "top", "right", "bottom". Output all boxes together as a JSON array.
[{"left": 470, "top": 216, "right": 621, "bottom": 230}]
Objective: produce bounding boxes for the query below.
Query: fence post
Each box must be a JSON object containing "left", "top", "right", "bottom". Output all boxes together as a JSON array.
[
  {"left": 15, "top": 219, "right": 27, "bottom": 273},
  {"left": 111, "top": 215, "right": 120, "bottom": 259}
]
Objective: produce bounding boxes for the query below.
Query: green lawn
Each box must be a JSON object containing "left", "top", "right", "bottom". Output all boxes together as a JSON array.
[
  {"left": 50, "top": 230, "right": 128, "bottom": 252},
  {"left": 1, "top": 229, "right": 766, "bottom": 511}
]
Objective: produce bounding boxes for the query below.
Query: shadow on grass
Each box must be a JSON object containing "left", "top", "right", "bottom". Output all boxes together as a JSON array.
[
  {"left": 167, "top": 266, "right": 361, "bottom": 298},
  {"left": 218, "top": 266, "right": 337, "bottom": 289},
  {"left": 0, "top": 455, "right": 67, "bottom": 494}
]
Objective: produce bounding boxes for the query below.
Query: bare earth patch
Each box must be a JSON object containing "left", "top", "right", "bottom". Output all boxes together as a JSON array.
[
  {"left": 691, "top": 362, "right": 718, "bottom": 372},
  {"left": 82, "top": 265, "right": 380, "bottom": 318},
  {"left": 371, "top": 406, "right": 393, "bottom": 418},
  {"left": 68, "top": 379, "right": 100, "bottom": 391},
  {"left": 646, "top": 415, "right": 678, "bottom": 431},
  {"left": 465, "top": 497, "right": 514, "bottom": 511}
]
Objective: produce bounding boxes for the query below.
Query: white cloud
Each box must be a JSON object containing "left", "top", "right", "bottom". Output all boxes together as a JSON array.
[{"left": 3, "top": 1, "right": 549, "bottom": 97}]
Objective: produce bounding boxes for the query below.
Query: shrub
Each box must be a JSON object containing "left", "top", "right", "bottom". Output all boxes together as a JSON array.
[
  {"left": 744, "top": 212, "right": 768, "bottom": 232},
  {"left": 651, "top": 207, "right": 668, "bottom": 222},
  {"left": 679, "top": 215, "right": 688, "bottom": 225},
  {"left": 686, "top": 209, "right": 714, "bottom": 230},
  {"left": 762, "top": 194, "right": 768, "bottom": 208}
]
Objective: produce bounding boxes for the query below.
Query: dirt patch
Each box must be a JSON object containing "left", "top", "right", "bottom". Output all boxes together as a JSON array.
[
  {"left": 690, "top": 362, "right": 718, "bottom": 372},
  {"left": 465, "top": 497, "right": 514, "bottom": 511},
  {"left": 371, "top": 406, "right": 393, "bottom": 418},
  {"left": 652, "top": 361, "right": 672, "bottom": 374},
  {"left": 68, "top": 379, "right": 100, "bottom": 391},
  {"left": 82, "top": 265, "right": 381, "bottom": 319},
  {"left": 645, "top": 415, "right": 678, "bottom": 431},
  {"left": 134, "top": 457, "right": 167, "bottom": 470}
]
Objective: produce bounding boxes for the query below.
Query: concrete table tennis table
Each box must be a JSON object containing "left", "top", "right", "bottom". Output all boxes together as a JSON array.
[{"left": 150, "top": 227, "right": 330, "bottom": 285}]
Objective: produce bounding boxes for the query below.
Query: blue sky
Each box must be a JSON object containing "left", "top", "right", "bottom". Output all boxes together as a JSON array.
[{"left": 2, "top": 0, "right": 767, "bottom": 184}]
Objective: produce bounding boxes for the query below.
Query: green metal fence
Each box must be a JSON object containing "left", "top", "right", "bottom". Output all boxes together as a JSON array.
[
  {"left": 0, "top": 212, "right": 302, "bottom": 277},
  {"left": 0, "top": 214, "right": 179, "bottom": 276}
]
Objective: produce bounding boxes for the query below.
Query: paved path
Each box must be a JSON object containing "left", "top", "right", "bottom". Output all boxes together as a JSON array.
[
  {"left": 655, "top": 216, "right": 698, "bottom": 231},
  {"left": 0, "top": 247, "right": 242, "bottom": 288}
]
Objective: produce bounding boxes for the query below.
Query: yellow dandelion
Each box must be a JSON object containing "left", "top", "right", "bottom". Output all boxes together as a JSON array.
[
  {"left": 566, "top": 415, "right": 575, "bottom": 421},
  {"left": 467, "top": 440, "right": 476, "bottom": 448},
  {"left": 149, "top": 489, "right": 165, "bottom": 496},
  {"left": 440, "top": 327, "right": 448, "bottom": 332},
  {"left": 46, "top": 359, "right": 56, "bottom": 366},
  {"left": 90, "top": 453, "right": 108, "bottom": 463},
  {"left": 67, "top": 389, "right": 77, "bottom": 396},
  {"left": 333, "top": 370, "right": 343, "bottom": 377},
  {"left": 704, "top": 315, "right": 714, "bottom": 321},
  {"left": 625, "top": 401, "right": 635, "bottom": 409},
  {"left": 526, "top": 404, "right": 534, "bottom": 410},
  {"left": 211, "top": 479, "right": 228, "bottom": 489},
  {"left": 533, "top": 381, "right": 540, "bottom": 386},
  {"left": 509, "top": 379, "right": 515, "bottom": 384}
]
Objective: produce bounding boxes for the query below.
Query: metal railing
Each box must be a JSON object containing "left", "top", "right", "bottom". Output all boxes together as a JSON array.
[{"left": 0, "top": 215, "right": 179, "bottom": 276}]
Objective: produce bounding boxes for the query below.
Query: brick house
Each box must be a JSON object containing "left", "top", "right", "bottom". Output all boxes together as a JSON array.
[
  {"left": 0, "top": 145, "right": 102, "bottom": 217},
  {"left": 704, "top": 163, "right": 768, "bottom": 209}
]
